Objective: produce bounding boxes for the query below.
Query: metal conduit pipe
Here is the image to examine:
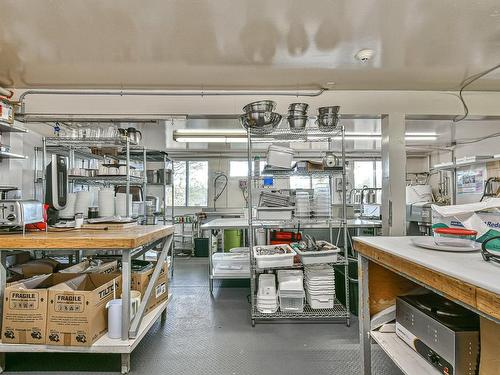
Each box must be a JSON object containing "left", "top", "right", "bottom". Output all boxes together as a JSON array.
[{"left": 18, "top": 88, "right": 327, "bottom": 113}]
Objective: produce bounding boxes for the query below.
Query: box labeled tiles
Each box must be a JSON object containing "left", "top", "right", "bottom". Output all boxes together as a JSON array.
[
  {"left": 1, "top": 273, "right": 80, "bottom": 344},
  {"left": 131, "top": 261, "right": 168, "bottom": 314},
  {"left": 46, "top": 273, "right": 121, "bottom": 346}
]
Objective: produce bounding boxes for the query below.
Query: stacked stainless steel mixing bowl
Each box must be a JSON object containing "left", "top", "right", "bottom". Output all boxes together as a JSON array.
[
  {"left": 239, "top": 100, "right": 282, "bottom": 134},
  {"left": 287, "top": 103, "right": 309, "bottom": 132},
  {"left": 316, "top": 106, "right": 340, "bottom": 132}
]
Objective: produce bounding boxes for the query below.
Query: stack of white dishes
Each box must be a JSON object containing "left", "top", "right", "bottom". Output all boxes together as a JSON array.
[
  {"left": 75, "top": 191, "right": 92, "bottom": 217},
  {"left": 58, "top": 193, "right": 77, "bottom": 219},
  {"left": 294, "top": 191, "right": 311, "bottom": 218},
  {"left": 277, "top": 270, "right": 305, "bottom": 312},
  {"left": 115, "top": 193, "right": 132, "bottom": 217},
  {"left": 98, "top": 188, "right": 115, "bottom": 217},
  {"left": 314, "top": 184, "right": 331, "bottom": 218},
  {"left": 304, "top": 265, "right": 335, "bottom": 309},
  {"left": 257, "top": 274, "right": 278, "bottom": 314}
]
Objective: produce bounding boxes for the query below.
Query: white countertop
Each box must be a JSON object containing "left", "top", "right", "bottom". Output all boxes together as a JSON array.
[
  {"left": 354, "top": 236, "right": 500, "bottom": 296},
  {"left": 201, "top": 218, "right": 382, "bottom": 230}
]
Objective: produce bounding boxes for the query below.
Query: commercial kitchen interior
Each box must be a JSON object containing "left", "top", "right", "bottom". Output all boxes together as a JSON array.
[{"left": 0, "top": 1, "right": 499, "bottom": 374}]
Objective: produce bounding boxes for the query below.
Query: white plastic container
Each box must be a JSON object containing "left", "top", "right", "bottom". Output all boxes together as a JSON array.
[
  {"left": 279, "top": 291, "right": 305, "bottom": 312},
  {"left": 253, "top": 244, "right": 296, "bottom": 269},
  {"left": 306, "top": 292, "right": 334, "bottom": 309},
  {"left": 256, "top": 207, "right": 294, "bottom": 220},
  {"left": 295, "top": 246, "right": 340, "bottom": 265},
  {"left": 266, "top": 145, "right": 295, "bottom": 169},
  {"left": 212, "top": 253, "right": 250, "bottom": 276}
]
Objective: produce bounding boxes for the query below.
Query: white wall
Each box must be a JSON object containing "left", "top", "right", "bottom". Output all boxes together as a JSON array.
[{"left": 0, "top": 122, "right": 43, "bottom": 199}]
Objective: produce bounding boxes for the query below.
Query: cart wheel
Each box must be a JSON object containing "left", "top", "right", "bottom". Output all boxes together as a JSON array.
[{"left": 251, "top": 320, "right": 256, "bottom": 327}]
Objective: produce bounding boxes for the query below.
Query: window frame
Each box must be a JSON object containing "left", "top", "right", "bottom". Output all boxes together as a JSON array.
[{"left": 170, "top": 160, "right": 209, "bottom": 207}]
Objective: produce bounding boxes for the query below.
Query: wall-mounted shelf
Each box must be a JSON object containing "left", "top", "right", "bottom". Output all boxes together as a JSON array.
[
  {"left": 0, "top": 151, "right": 28, "bottom": 160},
  {"left": 431, "top": 154, "right": 500, "bottom": 171},
  {"left": 68, "top": 175, "right": 144, "bottom": 186},
  {"left": 0, "top": 122, "right": 27, "bottom": 134}
]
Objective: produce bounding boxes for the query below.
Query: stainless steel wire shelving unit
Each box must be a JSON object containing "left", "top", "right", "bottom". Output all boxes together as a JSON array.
[{"left": 246, "top": 123, "right": 350, "bottom": 326}]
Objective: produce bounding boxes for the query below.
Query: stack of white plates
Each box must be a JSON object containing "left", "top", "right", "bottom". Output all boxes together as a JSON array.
[
  {"left": 257, "top": 274, "right": 278, "bottom": 314},
  {"left": 314, "top": 184, "right": 331, "bottom": 218},
  {"left": 294, "top": 191, "right": 310, "bottom": 218},
  {"left": 98, "top": 188, "right": 115, "bottom": 217},
  {"left": 75, "top": 191, "right": 92, "bottom": 217},
  {"left": 304, "top": 265, "right": 335, "bottom": 309},
  {"left": 58, "top": 193, "right": 77, "bottom": 219},
  {"left": 115, "top": 193, "right": 132, "bottom": 217}
]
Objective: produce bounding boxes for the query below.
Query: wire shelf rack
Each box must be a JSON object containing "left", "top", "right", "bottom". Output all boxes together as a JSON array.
[
  {"left": 252, "top": 299, "right": 349, "bottom": 320},
  {"left": 69, "top": 175, "right": 144, "bottom": 185},
  {"left": 253, "top": 256, "right": 348, "bottom": 272},
  {"left": 257, "top": 165, "right": 343, "bottom": 178},
  {"left": 45, "top": 137, "right": 130, "bottom": 148},
  {"left": 250, "top": 125, "right": 343, "bottom": 143}
]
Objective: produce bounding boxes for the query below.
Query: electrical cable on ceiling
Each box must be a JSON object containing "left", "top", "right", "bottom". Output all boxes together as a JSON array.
[{"left": 453, "top": 62, "right": 500, "bottom": 123}]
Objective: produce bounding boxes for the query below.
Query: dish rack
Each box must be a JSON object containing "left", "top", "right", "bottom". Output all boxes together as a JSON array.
[{"left": 244, "top": 112, "right": 350, "bottom": 326}]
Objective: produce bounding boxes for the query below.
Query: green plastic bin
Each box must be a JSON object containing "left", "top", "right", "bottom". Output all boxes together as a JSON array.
[
  {"left": 194, "top": 238, "right": 209, "bottom": 257},
  {"left": 224, "top": 230, "right": 242, "bottom": 252},
  {"left": 334, "top": 258, "right": 359, "bottom": 316}
]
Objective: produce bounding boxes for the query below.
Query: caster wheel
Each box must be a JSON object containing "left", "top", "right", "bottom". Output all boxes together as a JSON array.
[{"left": 251, "top": 320, "right": 256, "bottom": 327}]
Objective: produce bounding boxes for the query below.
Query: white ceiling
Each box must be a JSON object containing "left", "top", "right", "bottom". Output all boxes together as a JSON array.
[{"left": 1, "top": 0, "right": 500, "bottom": 90}]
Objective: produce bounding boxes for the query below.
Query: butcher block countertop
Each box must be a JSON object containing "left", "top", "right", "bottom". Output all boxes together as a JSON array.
[
  {"left": 354, "top": 236, "right": 500, "bottom": 321},
  {"left": 0, "top": 225, "right": 174, "bottom": 250}
]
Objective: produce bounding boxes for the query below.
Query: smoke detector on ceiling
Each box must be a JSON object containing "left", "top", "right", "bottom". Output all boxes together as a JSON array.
[{"left": 355, "top": 49, "right": 375, "bottom": 62}]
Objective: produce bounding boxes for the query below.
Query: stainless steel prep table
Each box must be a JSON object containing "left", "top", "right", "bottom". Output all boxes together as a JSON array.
[
  {"left": 0, "top": 224, "right": 174, "bottom": 374},
  {"left": 201, "top": 218, "right": 381, "bottom": 293}
]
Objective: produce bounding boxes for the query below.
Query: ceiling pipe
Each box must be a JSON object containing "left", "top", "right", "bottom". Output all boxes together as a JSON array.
[{"left": 18, "top": 88, "right": 327, "bottom": 114}]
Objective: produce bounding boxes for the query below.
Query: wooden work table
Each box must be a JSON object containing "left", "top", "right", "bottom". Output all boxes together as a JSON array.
[
  {"left": 0, "top": 224, "right": 175, "bottom": 374},
  {"left": 0, "top": 225, "right": 174, "bottom": 250},
  {"left": 354, "top": 236, "right": 500, "bottom": 375}
]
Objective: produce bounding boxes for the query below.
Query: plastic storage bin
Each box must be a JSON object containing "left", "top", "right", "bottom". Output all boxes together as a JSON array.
[
  {"left": 266, "top": 145, "right": 295, "bottom": 169},
  {"left": 279, "top": 291, "right": 305, "bottom": 312},
  {"left": 253, "top": 244, "right": 296, "bottom": 269},
  {"left": 212, "top": 253, "right": 250, "bottom": 276},
  {"left": 294, "top": 246, "right": 340, "bottom": 265},
  {"left": 256, "top": 207, "right": 294, "bottom": 220},
  {"left": 306, "top": 291, "right": 334, "bottom": 309}
]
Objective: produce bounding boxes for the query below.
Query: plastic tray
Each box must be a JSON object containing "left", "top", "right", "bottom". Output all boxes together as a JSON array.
[
  {"left": 253, "top": 244, "right": 296, "bottom": 269},
  {"left": 279, "top": 292, "right": 305, "bottom": 312},
  {"left": 306, "top": 292, "right": 335, "bottom": 309},
  {"left": 295, "top": 245, "right": 340, "bottom": 265}
]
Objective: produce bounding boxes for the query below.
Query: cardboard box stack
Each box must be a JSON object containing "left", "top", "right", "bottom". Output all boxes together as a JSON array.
[
  {"left": 60, "top": 259, "right": 118, "bottom": 274},
  {"left": 131, "top": 261, "right": 169, "bottom": 314}
]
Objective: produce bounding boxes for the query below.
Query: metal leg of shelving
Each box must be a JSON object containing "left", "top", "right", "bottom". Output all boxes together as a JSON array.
[
  {"left": 0, "top": 253, "right": 8, "bottom": 373},
  {"left": 121, "top": 250, "right": 132, "bottom": 341},
  {"left": 121, "top": 353, "right": 131, "bottom": 374},
  {"left": 125, "top": 138, "right": 131, "bottom": 218},
  {"left": 209, "top": 229, "right": 214, "bottom": 295},
  {"left": 358, "top": 254, "right": 371, "bottom": 375}
]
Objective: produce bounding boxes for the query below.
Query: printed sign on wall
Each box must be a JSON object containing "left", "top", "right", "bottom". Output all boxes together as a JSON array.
[{"left": 456, "top": 166, "right": 486, "bottom": 195}]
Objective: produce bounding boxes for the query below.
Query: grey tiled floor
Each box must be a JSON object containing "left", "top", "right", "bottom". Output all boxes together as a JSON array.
[{"left": 5, "top": 258, "right": 402, "bottom": 374}]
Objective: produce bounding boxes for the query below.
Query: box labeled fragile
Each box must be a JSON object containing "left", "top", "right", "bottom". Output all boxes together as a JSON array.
[
  {"left": 1, "top": 273, "right": 81, "bottom": 344},
  {"left": 46, "top": 273, "right": 121, "bottom": 346},
  {"left": 131, "top": 261, "right": 168, "bottom": 314}
]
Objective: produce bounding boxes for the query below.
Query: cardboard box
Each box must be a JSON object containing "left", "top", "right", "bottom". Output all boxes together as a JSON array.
[
  {"left": 46, "top": 273, "right": 121, "bottom": 347},
  {"left": 1, "top": 273, "right": 81, "bottom": 344},
  {"left": 9, "top": 258, "right": 61, "bottom": 278},
  {"left": 60, "top": 259, "right": 118, "bottom": 274},
  {"left": 131, "top": 261, "right": 168, "bottom": 314}
]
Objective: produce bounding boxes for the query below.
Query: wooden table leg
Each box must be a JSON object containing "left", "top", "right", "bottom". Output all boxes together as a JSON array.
[{"left": 358, "top": 254, "right": 371, "bottom": 375}]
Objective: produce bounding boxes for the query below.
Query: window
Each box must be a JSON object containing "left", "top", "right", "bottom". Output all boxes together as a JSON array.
[
  {"left": 229, "top": 160, "right": 265, "bottom": 177},
  {"left": 289, "top": 176, "right": 330, "bottom": 190},
  {"left": 353, "top": 161, "right": 382, "bottom": 188},
  {"left": 168, "top": 161, "right": 208, "bottom": 206}
]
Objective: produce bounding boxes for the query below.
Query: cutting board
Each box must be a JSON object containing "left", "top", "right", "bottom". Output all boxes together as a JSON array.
[{"left": 82, "top": 221, "right": 138, "bottom": 230}]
